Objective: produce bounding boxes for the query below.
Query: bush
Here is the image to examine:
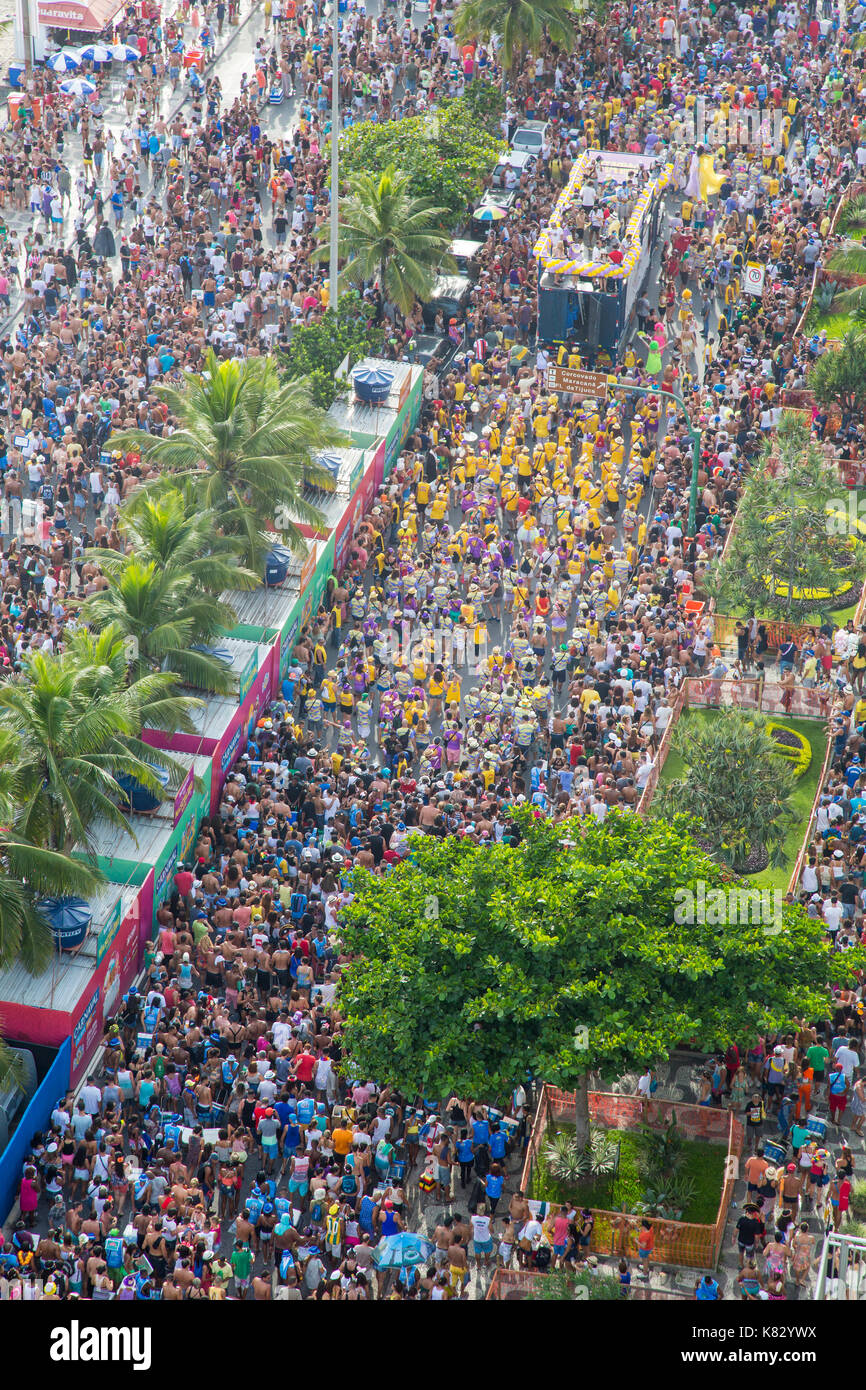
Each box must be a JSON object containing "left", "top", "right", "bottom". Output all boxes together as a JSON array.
[
  {"left": 527, "top": 1269, "right": 622, "bottom": 1301},
  {"left": 848, "top": 1178, "right": 866, "bottom": 1222},
  {"left": 279, "top": 291, "right": 383, "bottom": 408},
  {"left": 633, "top": 1117, "right": 686, "bottom": 1185},
  {"left": 765, "top": 722, "right": 813, "bottom": 779}
]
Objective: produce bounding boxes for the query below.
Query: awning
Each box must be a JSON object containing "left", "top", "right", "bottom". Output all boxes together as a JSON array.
[{"left": 37, "top": 0, "right": 123, "bottom": 32}]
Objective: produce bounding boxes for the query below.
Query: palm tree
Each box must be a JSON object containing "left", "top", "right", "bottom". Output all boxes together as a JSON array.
[
  {"left": 0, "top": 630, "right": 199, "bottom": 857},
  {"left": 109, "top": 352, "right": 344, "bottom": 569},
  {"left": 317, "top": 165, "right": 452, "bottom": 317},
  {"left": 455, "top": 0, "right": 576, "bottom": 88},
  {"left": 85, "top": 490, "right": 260, "bottom": 694},
  {"left": 0, "top": 728, "right": 102, "bottom": 972},
  {"left": 101, "top": 486, "right": 261, "bottom": 596},
  {"left": 82, "top": 557, "right": 240, "bottom": 694}
]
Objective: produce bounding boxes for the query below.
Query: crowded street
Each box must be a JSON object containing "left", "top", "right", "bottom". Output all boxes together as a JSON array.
[{"left": 0, "top": 0, "right": 864, "bottom": 1321}]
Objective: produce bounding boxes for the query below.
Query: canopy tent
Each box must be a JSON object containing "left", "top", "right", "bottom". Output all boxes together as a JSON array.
[{"left": 37, "top": 0, "right": 124, "bottom": 32}]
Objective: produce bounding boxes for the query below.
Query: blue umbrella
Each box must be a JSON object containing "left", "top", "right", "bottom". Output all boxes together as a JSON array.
[
  {"left": 110, "top": 43, "right": 141, "bottom": 61},
  {"left": 59, "top": 77, "right": 97, "bottom": 96},
  {"left": 372, "top": 1233, "right": 435, "bottom": 1269},
  {"left": 47, "top": 49, "right": 81, "bottom": 72}
]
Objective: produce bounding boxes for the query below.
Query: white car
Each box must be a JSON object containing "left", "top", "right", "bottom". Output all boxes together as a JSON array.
[{"left": 510, "top": 120, "right": 549, "bottom": 154}]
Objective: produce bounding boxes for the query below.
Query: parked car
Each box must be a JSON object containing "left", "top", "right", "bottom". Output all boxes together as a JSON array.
[
  {"left": 448, "top": 238, "right": 485, "bottom": 277},
  {"left": 490, "top": 150, "right": 538, "bottom": 191},
  {"left": 510, "top": 120, "right": 549, "bottom": 154},
  {"left": 421, "top": 273, "right": 472, "bottom": 331}
]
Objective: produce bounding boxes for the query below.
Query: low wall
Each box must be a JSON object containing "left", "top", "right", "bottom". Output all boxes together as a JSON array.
[{"left": 522, "top": 1085, "right": 743, "bottom": 1271}]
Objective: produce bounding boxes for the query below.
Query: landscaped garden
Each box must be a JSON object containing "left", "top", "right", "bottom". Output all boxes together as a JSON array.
[
  {"left": 655, "top": 709, "right": 829, "bottom": 891},
  {"left": 533, "top": 1119, "right": 727, "bottom": 1226}
]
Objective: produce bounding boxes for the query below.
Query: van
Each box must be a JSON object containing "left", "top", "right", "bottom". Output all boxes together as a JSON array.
[
  {"left": 448, "top": 239, "right": 484, "bottom": 277},
  {"left": 421, "top": 273, "right": 472, "bottom": 331},
  {"left": 510, "top": 120, "right": 549, "bottom": 154}
]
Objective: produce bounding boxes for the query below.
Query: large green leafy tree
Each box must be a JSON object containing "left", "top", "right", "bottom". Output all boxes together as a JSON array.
[
  {"left": 339, "top": 812, "right": 852, "bottom": 1142},
  {"left": 338, "top": 96, "right": 504, "bottom": 225},
  {"left": 110, "top": 351, "right": 344, "bottom": 569},
  {"left": 318, "top": 164, "right": 452, "bottom": 317},
  {"left": 0, "top": 627, "right": 198, "bottom": 856},
  {"left": 704, "top": 413, "right": 866, "bottom": 622},
  {"left": 655, "top": 709, "right": 798, "bottom": 872},
  {"left": 455, "top": 0, "right": 576, "bottom": 88}
]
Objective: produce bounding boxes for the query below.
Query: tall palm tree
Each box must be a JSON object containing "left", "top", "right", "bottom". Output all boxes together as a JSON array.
[
  {"left": 317, "top": 165, "right": 452, "bottom": 317},
  {"left": 0, "top": 728, "right": 101, "bottom": 972},
  {"left": 109, "top": 352, "right": 344, "bottom": 569},
  {"left": 101, "top": 487, "right": 261, "bottom": 596},
  {"left": 455, "top": 0, "right": 576, "bottom": 87},
  {"left": 82, "top": 558, "right": 240, "bottom": 694},
  {"left": 0, "top": 630, "right": 199, "bottom": 857}
]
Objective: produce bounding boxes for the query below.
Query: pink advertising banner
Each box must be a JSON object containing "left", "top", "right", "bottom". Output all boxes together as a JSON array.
[{"left": 210, "top": 642, "right": 277, "bottom": 813}]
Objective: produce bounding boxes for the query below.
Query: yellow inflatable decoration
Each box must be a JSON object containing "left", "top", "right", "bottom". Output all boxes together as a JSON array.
[{"left": 698, "top": 150, "right": 727, "bottom": 200}]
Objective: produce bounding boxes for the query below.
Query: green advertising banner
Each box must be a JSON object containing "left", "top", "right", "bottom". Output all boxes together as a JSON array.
[
  {"left": 238, "top": 649, "right": 258, "bottom": 706},
  {"left": 96, "top": 894, "right": 123, "bottom": 965}
]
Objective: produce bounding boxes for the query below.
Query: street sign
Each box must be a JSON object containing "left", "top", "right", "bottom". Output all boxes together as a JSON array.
[
  {"left": 546, "top": 366, "right": 609, "bottom": 399},
  {"left": 743, "top": 262, "right": 766, "bottom": 296}
]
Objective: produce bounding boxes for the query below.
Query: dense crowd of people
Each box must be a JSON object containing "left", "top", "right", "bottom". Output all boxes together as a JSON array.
[{"left": 2, "top": 0, "right": 866, "bottom": 1301}]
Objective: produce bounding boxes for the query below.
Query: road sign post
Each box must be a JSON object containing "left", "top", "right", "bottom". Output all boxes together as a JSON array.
[{"left": 546, "top": 365, "right": 610, "bottom": 399}]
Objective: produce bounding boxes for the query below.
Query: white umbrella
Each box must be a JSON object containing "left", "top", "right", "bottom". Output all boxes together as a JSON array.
[
  {"left": 79, "top": 43, "right": 113, "bottom": 62},
  {"left": 59, "top": 77, "right": 97, "bottom": 97},
  {"left": 47, "top": 49, "right": 81, "bottom": 72},
  {"left": 110, "top": 43, "right": 141, "bottom": 61}
]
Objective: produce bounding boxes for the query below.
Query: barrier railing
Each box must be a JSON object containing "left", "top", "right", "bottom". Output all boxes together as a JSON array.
[
  {"left": 787, "top": 724, "right": 836, "bottom": 898},
  {"left": 522, "top": 1086, "right": 743, "bottom": 1271},
  {"left": 485, "top": 1268, "right": 694, "bottom": 1299},
  {"left": 635, "top": 683, "right": 687, "bottom": 815},
  {"left": 684, "top": 676, "right": 832, "bottom": 719}
]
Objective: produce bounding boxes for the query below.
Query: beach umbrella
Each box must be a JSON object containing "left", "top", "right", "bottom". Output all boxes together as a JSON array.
[
  {"left": 79, "top": 43, "right": 112, "bottom": 61},
  {"left": 473, "top": 203, "right": 507, "bottom": 222},
  {"left": 372, "top": 1233, "right": 435, "bottom": 1269},
  {"left": 59, "top": 77, "right": 97, "bottom": 96},
  {"left": 110, "top": 43, "right": 141, "bottom": 61},
  {"left": 47, "top": 49, "right": 81, "bottom": 72}
]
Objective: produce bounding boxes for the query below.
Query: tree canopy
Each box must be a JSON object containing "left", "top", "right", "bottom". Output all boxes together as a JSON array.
[
  {"left": 808, "top": 330, "right": 866, "bottom": 423},
  {"left": 704, "top": 413, "right": 866, "bottom": 622},
  {"left": 337, "top": 95, "right": 504, "bottom": 225},
  {"left": 317, "top": 165, "right": 452, "bottom": 317},
  {"left": 338, "top": 812, "right": 854, "bottom": 1111},
  {"left": 655, "top": 708, "right": 800, "bottom": 872},
  {"left": 279, "top": 291, "right": 384, "bottom": 409},
  {"left": 110, "top": 351, "right": 344, "bottom": 568}
]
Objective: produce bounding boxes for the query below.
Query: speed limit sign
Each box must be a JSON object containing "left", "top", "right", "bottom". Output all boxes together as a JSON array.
[{"left": 743, "top": 262, "right": 766, "bottom": 296}]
